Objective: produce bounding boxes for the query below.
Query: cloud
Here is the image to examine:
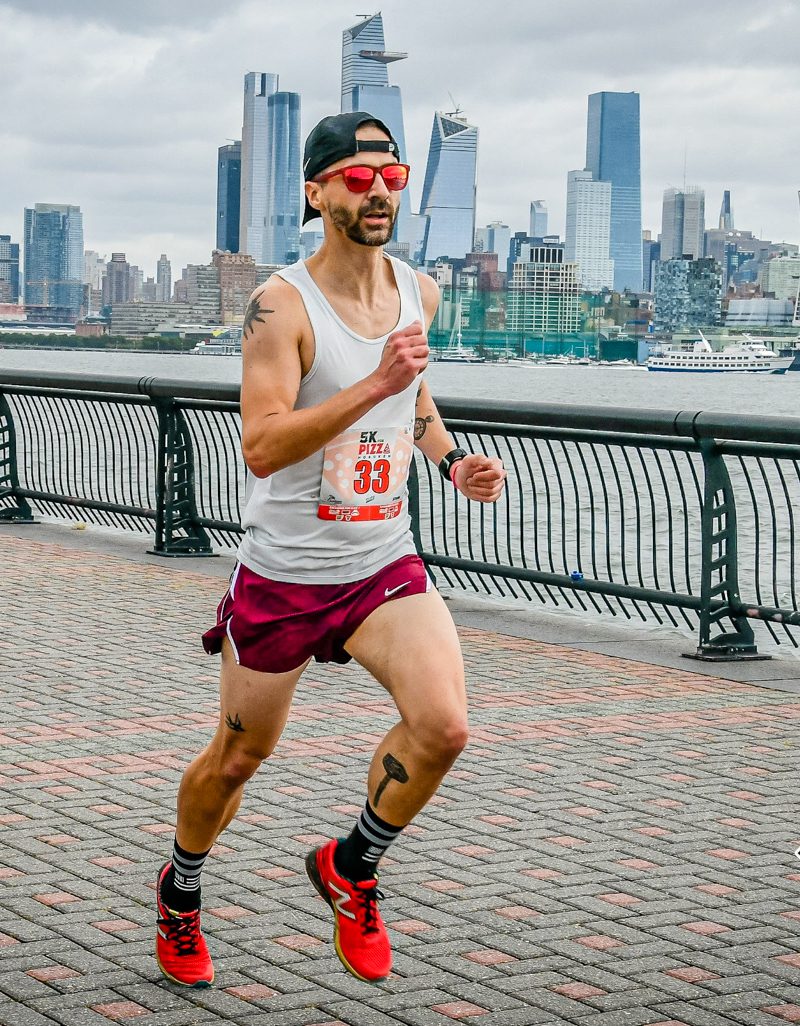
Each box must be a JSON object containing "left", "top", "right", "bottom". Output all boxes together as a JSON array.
[{"left": 1, "top": 0, "right": 798, "bottom": 277}]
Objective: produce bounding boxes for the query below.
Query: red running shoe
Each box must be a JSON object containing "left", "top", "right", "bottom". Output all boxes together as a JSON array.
[
  {"left": 305, "top": 839, "right": 391, "bottom": 982},
  {"left": 155, "top": 862, "right": 214, "bottom": 988}
]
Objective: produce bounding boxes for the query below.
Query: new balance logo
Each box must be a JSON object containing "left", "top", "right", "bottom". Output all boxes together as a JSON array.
[
  {"left": 384, "top": 581, "right": 409, "bottom": 598},
  {"left": 330, "top": 881, "right": 357, "bottom": 920}
]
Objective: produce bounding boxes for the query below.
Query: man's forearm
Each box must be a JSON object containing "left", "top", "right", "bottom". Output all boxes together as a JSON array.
[
  {"left": 243, "top": 376, "right": 385, "bottom": 478},
  {"left": 413, "top": 385, "right": 456, "bottom": 464}
]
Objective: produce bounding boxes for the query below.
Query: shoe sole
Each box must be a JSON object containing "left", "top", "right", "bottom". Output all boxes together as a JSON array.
[
  {"left": 304, "top": 849, "right": 388, "bottom": 984},
  {"left": 155, "top": 863, "right": 214, "bottom": 989}
]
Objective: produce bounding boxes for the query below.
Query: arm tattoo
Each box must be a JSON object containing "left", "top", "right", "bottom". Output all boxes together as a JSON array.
[
  {"left": 225, "top": 712, "right": 245, "bottom": 733},
  {"left": 414, "top": 415, "right": 434, "bottom": 441},
  {"left": 373, "top": 752, "right": 409, "bottom": 807},
  {"left": 243, "top": 296, "right": 274, "bottom": 338}
]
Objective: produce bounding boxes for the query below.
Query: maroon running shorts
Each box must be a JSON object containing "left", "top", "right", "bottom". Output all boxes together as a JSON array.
[{"left": 202, "top": 554, "right": 431, "bottom": 673}]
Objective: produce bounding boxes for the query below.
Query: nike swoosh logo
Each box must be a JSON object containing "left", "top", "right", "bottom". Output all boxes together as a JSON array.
[{"left": 385, "top": 581, "right": 410, "bottom": 598}]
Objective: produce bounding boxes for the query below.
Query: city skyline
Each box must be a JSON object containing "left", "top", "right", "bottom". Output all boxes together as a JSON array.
[{"left": 1, "top": 0, "right": 798, "bottom": 275}]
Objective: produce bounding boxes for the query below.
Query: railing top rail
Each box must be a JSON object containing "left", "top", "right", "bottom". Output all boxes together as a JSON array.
[{"left": 2, "top": 369, "right": 800, "bottom": 445}]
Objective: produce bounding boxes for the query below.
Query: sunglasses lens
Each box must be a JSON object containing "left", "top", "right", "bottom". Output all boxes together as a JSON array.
[
  {"left": 342, "top": 167, "right": 374, "bottom": 192},
  {"left": 382, "top": 165, "right": 409, "bottom": 191}
]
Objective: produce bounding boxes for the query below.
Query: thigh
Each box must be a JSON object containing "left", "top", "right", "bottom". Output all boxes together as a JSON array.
[
  {"left": 210, "top": 639, "right": 309, "bottom": 760},
  {"left": 343, "top": 589, "right": 467, "bottom": 728}
]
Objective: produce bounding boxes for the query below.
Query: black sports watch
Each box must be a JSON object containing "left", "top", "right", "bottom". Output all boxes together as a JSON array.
[{"left": 438, "top": 447, "right": 468, "bottom": 483}]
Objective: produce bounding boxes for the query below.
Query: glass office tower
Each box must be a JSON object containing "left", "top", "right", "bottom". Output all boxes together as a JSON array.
[
  {"left": 239, "top": 72, "right": 279, "bottom": 262},
  {"left": 265, "top": 91, "right": 301, "bottom": 265},
  {"left": 341, "top": 14, "right": 410, "bottom": 248},
  {"left": 419, "top": 112, "right": 478, "bottom": 263},
  {"left": 586, "top": 92, "right": 642, "bottom": 292},
  {"left": 216, "top": 142, "right": 241, "bottom": 253},
  {"left": 23, "top": 203, "right": 84, "bottom": 320},
  {"left": 0, "top": 235, "right": 20, "bottom": 302}
]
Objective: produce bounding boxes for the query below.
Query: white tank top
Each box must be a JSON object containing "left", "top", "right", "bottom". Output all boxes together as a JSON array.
[{"left": 237, "top": 254, "right": 426, "bottom": 584}]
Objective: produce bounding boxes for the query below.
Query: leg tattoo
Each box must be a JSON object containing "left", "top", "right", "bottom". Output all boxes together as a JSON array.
[
  {"left": 225, "top": 713, "right": 245, "bottom": 733},
  {"left": 373, "top": 752, "right": 409, "bottom": 808}
]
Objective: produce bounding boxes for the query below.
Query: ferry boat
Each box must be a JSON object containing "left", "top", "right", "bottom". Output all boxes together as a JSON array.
[
  {"left": 646, "top": 332, "right": 795, "bottom": 373},
  {"left": 190, "top": 327, "right": 242, "bottom": 356}
]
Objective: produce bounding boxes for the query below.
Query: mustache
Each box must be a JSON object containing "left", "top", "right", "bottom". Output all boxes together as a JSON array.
[{"left": 360, "top": 201, "right": 392, "bottom": 216}]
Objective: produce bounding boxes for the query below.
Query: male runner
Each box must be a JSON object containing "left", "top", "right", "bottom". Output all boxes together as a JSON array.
[{"left": 155, "top": 112, "right": 506, "bottom": 987}]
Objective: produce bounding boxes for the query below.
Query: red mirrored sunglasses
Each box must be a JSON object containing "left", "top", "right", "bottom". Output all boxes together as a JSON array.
[{"left": 313, "top": 163, "right": 410, "bottom": 193}]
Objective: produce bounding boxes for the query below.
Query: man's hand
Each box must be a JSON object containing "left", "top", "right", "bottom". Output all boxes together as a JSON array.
[
  {"left": 371, "top": 321, "right": 429, "bottom": 399},
  {"left": 452, "top": 454, "right": 506, "bottom": 503}
]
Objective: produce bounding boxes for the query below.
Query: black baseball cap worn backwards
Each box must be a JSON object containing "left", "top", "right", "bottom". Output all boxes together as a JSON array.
[{"left": 302, "top": 111, "right": 400, "bottom": 225}]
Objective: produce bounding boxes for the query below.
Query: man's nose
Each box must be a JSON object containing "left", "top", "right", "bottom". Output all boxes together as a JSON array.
[{"left": 367, "top": 172, "right": 390, "bottom": 199}]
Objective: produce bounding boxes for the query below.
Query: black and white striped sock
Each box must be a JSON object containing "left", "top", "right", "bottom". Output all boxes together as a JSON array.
[
  {"left": 164, "top": 839, "right": 211, "bottom": 912},
  {"left": 334, "top": 801, "right": 405, "bottom": 881}
]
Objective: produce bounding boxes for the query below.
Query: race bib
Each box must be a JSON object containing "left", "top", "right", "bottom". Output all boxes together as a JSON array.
[{"left": 318, "top": 425, "right": 414, "bottom": 522}]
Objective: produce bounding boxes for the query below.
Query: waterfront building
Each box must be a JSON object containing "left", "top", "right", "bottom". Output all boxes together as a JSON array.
[
  {"left": 661, "top": 187, "right": 705, "bottom": 261},
  {"left": 759, "top": 255, "right": 800, "bottom": 302},
  {"left": 564, "top": 170, "right": 614, "bottom": 292},
  {"left": 83, "top": 250, "right": 105, "bottom": 291},
  {"left": 585, "top": 91, "right": 642, "bottom": 292},
  {"left": 473, "top": 227, "right": 489, "bottom": 253},
  {"left": 0, "top": 235, "right": 20, "bottom": 303},
  {"left": 530, "top": 201, "right": 548, "bottom": 239},
  {"left": 156, "top": 254, "right": 171, "bottom": 303},
  {"left": 419, "top": 111, "right": 478, "bottom": 264},
  {"left": 183, "top": 263, "right": 222, "bottom": 324},
  {"left": 340, "top": 13, "right": 410, "bottom": 248},
  {"left": 654, "top": 257, "right": 722, "bottom": 331},
  {"left": 142, "top": 278, "right": 157, "bottom": 302},
  {"left": 507, "top": 241, "right": 580, "bottom": 337},
  {"left": 725, "top": 298, "right": 795, "bottom": 328},
  {"left": 213, "top": 250, "right": 257, "bottom": 324},
  {"left": 265, "top": 91, "right": 301, "bottom": 265},
  {"left": 102, "top": 252, "right": 132, "bottom": 306},
  {"left": 23, "top": 203, "right": 84, "bottom": 321},
  {"left": 216, "top": 142, "right": 241, "bottom": 254},
  {"left": 299, "top": 231, "right": 324, "bottom": 260},
  {"left": 109, "top": 301, "right": 191, "bottom": 339},
  {"left": 239, "top": 71, "right": 279, "bottom": 262}
]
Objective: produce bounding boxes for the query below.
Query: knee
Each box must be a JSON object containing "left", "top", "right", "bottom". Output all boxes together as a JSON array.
[
  {"left": 215, "top": 748, "right": 267, "bottom": 790},
  {"left": 414, "top": 716, "right": 469, "bottom": 767}
]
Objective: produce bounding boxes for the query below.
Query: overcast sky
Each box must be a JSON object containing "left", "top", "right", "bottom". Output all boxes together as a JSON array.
[{"left": 1, "top": 0, "right": 798, "bottom": 278}]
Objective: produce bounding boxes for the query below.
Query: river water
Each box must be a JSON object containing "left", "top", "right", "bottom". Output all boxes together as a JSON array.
[
  {"left": 1, "top": 347, "right": 800, "bottom": 417},
  {"left": 2, "top": 348, "right": 798, "bottom": 655}
]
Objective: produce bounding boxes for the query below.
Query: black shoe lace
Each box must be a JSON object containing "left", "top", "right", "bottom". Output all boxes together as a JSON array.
[
  {"left": 158, "top": 910, "right": 201, "bottom": 956},
  {"left": 356, "top": 882, "right": 385, "bottom": 935}
]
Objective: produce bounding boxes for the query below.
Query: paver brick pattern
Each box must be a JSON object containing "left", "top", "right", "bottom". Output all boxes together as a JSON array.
[{"left": 1, "top": 533, "right": 800, "bottom": 1026}]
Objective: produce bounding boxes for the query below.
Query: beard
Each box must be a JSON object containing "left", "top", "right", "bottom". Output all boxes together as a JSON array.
[{"left": 327, "top": 197, "right": 398, "bottom": 247}]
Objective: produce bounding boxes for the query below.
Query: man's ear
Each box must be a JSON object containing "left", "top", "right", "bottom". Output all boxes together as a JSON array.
[{"left": 305, "top": 181, "right": 322, "bottom": 216}]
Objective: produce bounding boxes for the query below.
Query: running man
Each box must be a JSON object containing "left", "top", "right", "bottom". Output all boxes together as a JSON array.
[{"left": 155, "top": 112, "right": 506, "bottom": 987}]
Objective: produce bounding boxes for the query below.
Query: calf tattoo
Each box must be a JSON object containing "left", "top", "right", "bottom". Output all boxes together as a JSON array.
[
  {"left": 243, "top": 296, "right": 275, "bottom": 338},
  {"left": 373, "top": 752, "right": 409, "bottom": 807},
  {"left": 225, "top": 712, "right": 245, "bottom": 733}
]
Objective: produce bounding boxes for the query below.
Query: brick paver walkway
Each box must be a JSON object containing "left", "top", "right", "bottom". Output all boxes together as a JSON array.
[{"left": 1, "top": 533, "right": 799, "bottom": 1026}]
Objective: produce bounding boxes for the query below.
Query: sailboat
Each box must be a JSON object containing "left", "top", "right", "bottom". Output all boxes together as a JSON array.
[{"left": 432, "top": 300, "right": 486, "bottom": 363}]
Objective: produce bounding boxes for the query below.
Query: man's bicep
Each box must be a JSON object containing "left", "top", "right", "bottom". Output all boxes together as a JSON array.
[{"left": 240, "top": 293, "right": 304, "bottom": 427}]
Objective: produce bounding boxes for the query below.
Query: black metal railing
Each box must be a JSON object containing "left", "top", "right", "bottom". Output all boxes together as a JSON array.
[{"left": 1, "top": 369, "right": 799, "bottom": 660}]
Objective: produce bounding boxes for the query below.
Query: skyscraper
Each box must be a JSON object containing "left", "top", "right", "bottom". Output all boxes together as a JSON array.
[
  {"left": 585, "top": 92, "right": 642, "bottom": 292},
  {"left": 239, "top": 72, "right": 278, "bottom": 261},
  {"left": 564, "top": 170, "right": 614, "bottom": 292},
  {"left": 529, "top": 201, "right": 548, "bottom": 239},
  {"left": 719, "top": 190, "right": 734, "bottom": 231},
  {"left": 661, "top": 187, "right": 705, "bottom": 261},
  {"left": 0, "top": 235, "right": 20, "bottom": 303},
  {"left": 156, "top": 254, "right": 172, "bottom": 302},
  {"left": 102, "top": 252, "right": 132, "bottom": 306},
  {"left": 341, "top": 14, "right": 410, "bottom": 246},
  {"left": 265, "top": 92, "right": 301, "bottom": 265},
  {"left": 419, "top": 111, "right": 478, "bottom": 263},
  {"left": 23, "top": 203, "right": 84, "bottom": 320},
  {"left": 216, "top": 142, "right": 241, "bottom": 253}
]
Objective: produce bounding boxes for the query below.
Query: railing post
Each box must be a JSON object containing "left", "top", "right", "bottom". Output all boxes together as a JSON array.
[
  {"left": 687, "top": 437, "right": 768, "bottom": 661},
  {"left": 407, "top": 456, "right": 436, "bottom": 586},
  {"left": 148, "top": 397, "right": 215, "bottom": 557},
  {"left": 0, "top": 393, "right": 34, "bottom": 524}
]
